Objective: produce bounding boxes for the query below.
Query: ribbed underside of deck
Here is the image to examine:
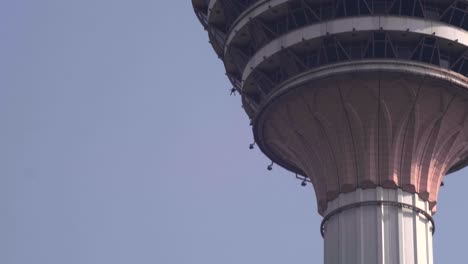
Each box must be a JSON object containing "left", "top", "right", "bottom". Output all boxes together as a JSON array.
[{"left": 259, "top": 71, "right": 468, "bottom": 214}]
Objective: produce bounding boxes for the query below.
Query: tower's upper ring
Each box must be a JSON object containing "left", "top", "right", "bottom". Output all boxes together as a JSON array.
[
  {"left": 237, "top": 17, "right": 468, "bottom": 118},
  {"left": 194, "top": 0, "right": 468, "bottom": 57},
  {"left": 223, "top": 0, "right": 464, "bottom": 54},
  {"left": 193, "top": 0, "right": 468, "bottom": 98},
  {"left": 241, "top": 16, "right": 468, "bottom": 85}
]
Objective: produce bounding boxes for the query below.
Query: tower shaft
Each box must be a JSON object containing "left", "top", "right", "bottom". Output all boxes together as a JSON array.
[{"left": 323, "top": 188, "right": 433, "bottom": 264}]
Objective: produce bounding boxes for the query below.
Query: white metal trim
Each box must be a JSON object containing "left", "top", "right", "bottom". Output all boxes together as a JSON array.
[{"left": 241, "top": 16, "right": 468, "bottom": 83}]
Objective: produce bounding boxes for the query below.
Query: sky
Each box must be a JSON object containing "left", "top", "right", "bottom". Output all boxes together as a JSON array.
[{"left": 1, "top": 1, "right": 467, "bottom": 264}]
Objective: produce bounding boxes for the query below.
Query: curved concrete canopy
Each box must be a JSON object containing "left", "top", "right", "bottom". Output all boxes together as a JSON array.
[{"left": 253, "top": 60, "right": 468, "bottom": 213}]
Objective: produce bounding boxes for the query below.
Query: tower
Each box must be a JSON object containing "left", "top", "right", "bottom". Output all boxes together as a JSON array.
[{"left": 191, "top": 1, "right": 468, "bottom": 263}]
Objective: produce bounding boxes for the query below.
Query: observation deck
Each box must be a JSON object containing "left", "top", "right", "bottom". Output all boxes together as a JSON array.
[{"left": 192, "top": 0, "right": 468, "bottom": 214}]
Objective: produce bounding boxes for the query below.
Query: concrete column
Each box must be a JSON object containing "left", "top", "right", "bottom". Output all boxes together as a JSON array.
[{"left": 323, "top": 188, "right": 433, "bottom": 264}]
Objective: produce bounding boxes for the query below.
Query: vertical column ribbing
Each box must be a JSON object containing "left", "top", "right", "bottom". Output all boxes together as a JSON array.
[{"left": 323, "top": 188, "right": 433, "bottom": 264}]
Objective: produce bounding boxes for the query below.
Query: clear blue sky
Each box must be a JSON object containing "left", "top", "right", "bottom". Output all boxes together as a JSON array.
[{"left": 1, "top": 1, "right": 467, "bottom": 263}]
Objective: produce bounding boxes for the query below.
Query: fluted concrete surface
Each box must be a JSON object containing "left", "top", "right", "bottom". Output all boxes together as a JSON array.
[
  {"left": 259, "top": 70, "right": 468, "bottom": 214},
  {"left": 323, "top": 188, "right": 433, "bottom": 264}
]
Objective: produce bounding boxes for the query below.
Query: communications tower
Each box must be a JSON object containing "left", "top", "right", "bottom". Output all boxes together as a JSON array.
[{"left": 192, "top": 1, "right": 468, "bottom": 263}]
